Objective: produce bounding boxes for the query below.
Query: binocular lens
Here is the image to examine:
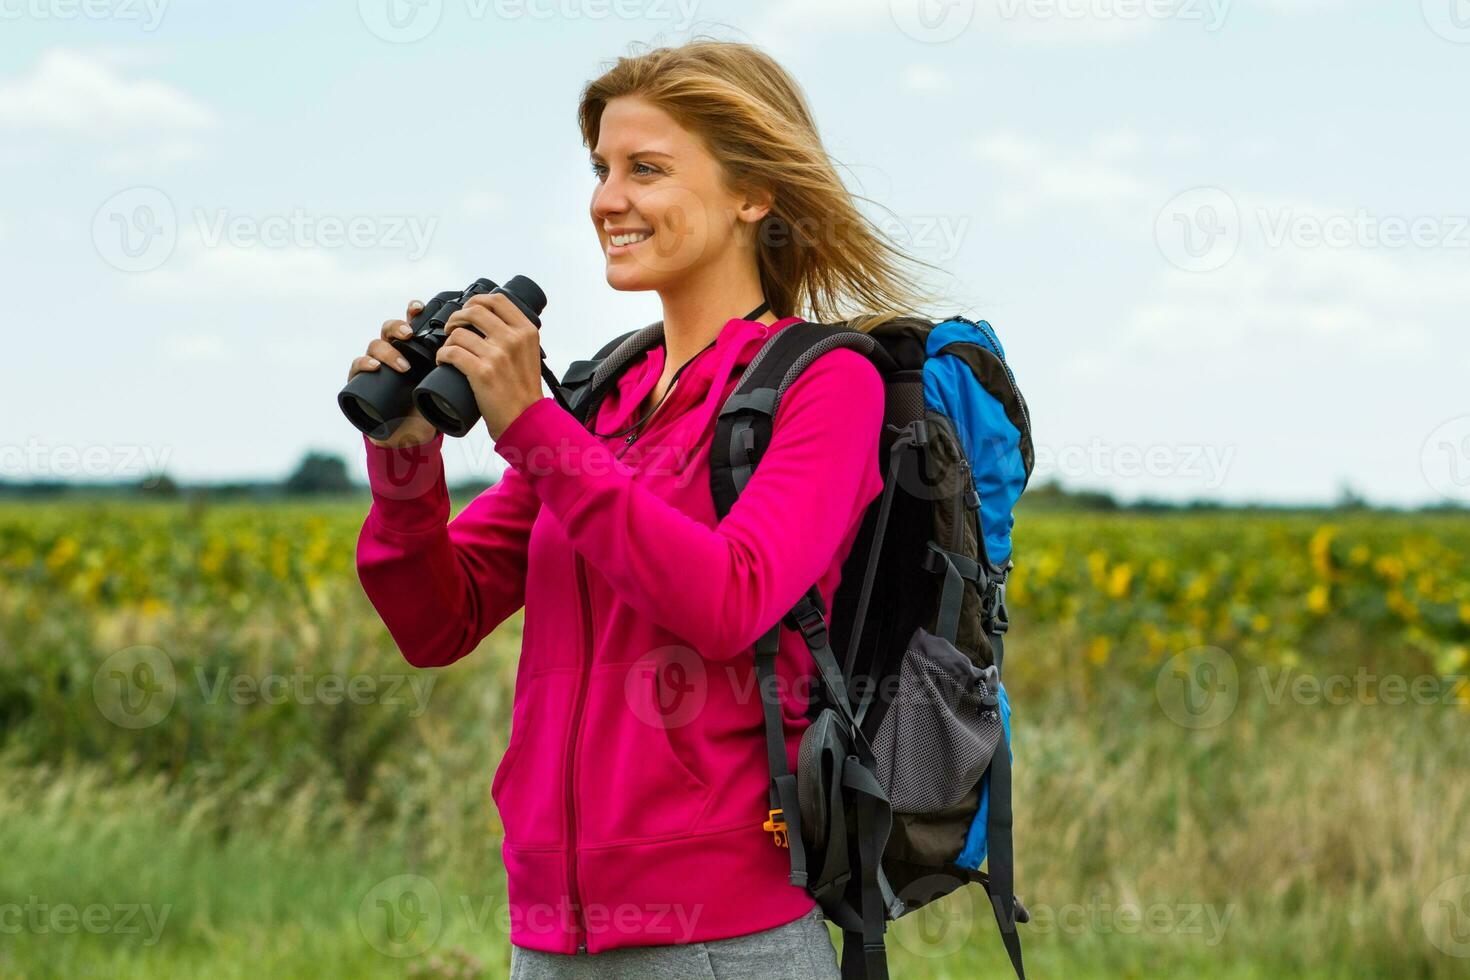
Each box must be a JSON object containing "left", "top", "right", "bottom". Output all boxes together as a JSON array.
[{"left": 422, "top": 391, "right": 459, "bottom": 429}]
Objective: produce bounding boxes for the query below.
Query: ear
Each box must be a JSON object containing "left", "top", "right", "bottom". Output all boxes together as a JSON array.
[{"left": 734, "top": 182, "right": 774, "bottom": 225}]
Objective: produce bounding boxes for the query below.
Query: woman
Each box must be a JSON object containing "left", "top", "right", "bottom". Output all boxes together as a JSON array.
[{"left": 348, "top": 40, "right": 931, "bottom": 979}]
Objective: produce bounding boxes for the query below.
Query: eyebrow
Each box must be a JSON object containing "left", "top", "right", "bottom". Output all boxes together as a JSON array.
[{"left": 589, "top": 149, "right": 675, "bottom": 163}]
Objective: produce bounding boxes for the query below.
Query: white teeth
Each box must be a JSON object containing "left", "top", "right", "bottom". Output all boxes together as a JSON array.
[{"left": 610, "top": 232, "right": 651, "bottom": 247}]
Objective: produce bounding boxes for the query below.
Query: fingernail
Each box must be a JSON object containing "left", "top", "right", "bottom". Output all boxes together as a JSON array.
[
  {"left": 397, "top": 324, "right": 413, "bottom": 338},
  {"left": 395, "top": 357, "right": 410, "bottom": 371},
  {"left": 366, "top": 357, "right": 380, "bottom": 368},
  {"left": 411, "top": 301, "right": 424, "bottom": 313}
]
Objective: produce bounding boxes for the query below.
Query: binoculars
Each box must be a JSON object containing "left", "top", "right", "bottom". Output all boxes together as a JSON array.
[{"left": 338, "top": 275, "right": 547, "bottom": 440}]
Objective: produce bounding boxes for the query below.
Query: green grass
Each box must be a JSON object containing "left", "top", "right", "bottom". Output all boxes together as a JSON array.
[
  {"left": 2, "top": 690, "right": 1466, "bottom": 978},
  {"left": 3, "top": 503, "right": 1469, "bottom": 977}
]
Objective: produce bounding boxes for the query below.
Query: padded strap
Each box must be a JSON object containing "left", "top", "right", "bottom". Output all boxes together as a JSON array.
[
  {"left": 755, "top": 623, "right": 810, "bottom": 889},
  {"left": 986, "top": 719, "right": 1025, "bottom": 979}
]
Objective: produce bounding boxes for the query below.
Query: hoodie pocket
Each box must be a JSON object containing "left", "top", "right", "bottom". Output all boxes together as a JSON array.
[
  {"left": 576, "top": 657, "right": 714, "bottom": 845},
  {"left": 491, "top": 670, "right": 576, "bottom": 849}
]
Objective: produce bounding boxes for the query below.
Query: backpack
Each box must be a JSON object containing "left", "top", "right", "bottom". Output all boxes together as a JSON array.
[{"left": 555, "top": 314, "right": 1035, "bottom": 979}]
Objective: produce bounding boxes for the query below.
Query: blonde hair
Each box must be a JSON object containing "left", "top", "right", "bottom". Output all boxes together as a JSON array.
[{"left": 578, "top": 40, "right": 939, "bottom": 330}]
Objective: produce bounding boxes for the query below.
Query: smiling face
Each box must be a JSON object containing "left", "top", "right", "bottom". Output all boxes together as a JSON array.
[{"left": 589, "top": 96, "right": 769, "bottom": 293}]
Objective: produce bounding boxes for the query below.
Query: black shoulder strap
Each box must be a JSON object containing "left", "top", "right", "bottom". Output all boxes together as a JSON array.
[
  {"left": 709, "top": 321, "right": 894, "bottom": 519},
  {"left": 557, "top": 322, "right": 664, "bottom": 428}
]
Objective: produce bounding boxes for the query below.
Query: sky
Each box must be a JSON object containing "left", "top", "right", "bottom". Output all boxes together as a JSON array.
[{"left": 2, "top": 0, "right": 1466, "bottom": 506}]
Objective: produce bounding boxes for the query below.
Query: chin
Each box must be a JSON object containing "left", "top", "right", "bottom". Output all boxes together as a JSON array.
[{"left": 604, "top": 264, "right": 661, "bottom": 292}]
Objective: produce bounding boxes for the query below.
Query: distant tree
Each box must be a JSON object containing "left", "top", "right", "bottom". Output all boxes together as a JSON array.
[
  {"left": 283, "top": 451, "right": 353, "bottom": 495},
  {"left": 139, "top": 472, "right": 180, "bottom": 497},
  {"left": 1332, "top": 481, "right": 1370, "bottom": 512}
]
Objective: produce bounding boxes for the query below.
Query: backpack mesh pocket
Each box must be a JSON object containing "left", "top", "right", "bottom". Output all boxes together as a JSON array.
[{"left": 873, "top": 626, "right": 1002, "bottom": 814}]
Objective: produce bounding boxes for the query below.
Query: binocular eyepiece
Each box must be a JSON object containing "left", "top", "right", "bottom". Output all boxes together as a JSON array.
[{"left": 338, "top": 275, "right": 547, "bottom": 440}]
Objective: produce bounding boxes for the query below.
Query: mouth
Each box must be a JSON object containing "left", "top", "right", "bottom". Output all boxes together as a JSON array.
[{"left": 605, "top": 229, "right": 653, "bottom": 256}]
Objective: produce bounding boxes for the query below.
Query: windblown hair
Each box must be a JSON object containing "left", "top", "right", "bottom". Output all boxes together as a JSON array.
[{"left": 578, "top": 39, "right": 938, "bottom": 330}]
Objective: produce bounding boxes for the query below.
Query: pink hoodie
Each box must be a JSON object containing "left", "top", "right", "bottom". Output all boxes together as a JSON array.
[{"left": 356, "top": 313, "right": 884, "bottom": 954}]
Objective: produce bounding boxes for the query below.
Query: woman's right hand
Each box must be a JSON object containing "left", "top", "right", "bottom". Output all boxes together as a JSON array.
[{"left": 348, "top": 299, "right": 440, "bottom": 449}]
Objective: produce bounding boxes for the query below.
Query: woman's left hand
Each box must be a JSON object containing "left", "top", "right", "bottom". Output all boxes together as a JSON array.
[{"left": 437, "top": 292, "right": 546, "bottom": 440}]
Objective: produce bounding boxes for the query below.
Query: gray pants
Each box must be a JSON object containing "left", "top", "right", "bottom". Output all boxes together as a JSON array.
[{"left": 508, "top": 906, "right": 840, "bottom": 979}]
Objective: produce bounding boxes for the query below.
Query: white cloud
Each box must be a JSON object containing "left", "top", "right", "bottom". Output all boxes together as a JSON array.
[
  {"left": 902, "top": 65, "right": 950, "bottom": 93},
  {"left": 971, "top": 130, "right": 1155, "bottom": 221},
  {"left": 131, "top": 239, "right": 458, "bottom": 301},
  {"left": 0, "top": 49, "right": 216, "bottom": 134}
]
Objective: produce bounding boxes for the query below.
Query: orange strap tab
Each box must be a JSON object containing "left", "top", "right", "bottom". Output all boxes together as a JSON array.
[{"left": 763, "top": 808, "right": 789, "bottom": 848}]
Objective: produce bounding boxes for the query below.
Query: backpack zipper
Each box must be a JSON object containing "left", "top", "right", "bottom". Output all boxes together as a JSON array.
[{"left": 947, "top": 315, "right": 1032, "bottom": 443}]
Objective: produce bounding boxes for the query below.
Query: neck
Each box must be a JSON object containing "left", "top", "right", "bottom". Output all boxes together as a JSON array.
[{"left": 656, "top": 257, "right": 774, "bottom": 372}]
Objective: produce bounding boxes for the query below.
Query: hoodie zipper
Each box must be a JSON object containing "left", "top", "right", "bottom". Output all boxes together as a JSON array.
[{"left": 567, "top": 554, "right": 594, "bottom": 953}]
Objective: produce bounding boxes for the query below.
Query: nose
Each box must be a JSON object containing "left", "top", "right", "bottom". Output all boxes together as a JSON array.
[{"left": 591, "top": 173, "right": 629, "bottom": 225}]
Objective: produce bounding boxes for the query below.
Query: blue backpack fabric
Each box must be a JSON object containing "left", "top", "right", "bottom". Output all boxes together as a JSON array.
[{"left": 559, "top": 313, "right": 1035, "bottom": 980}]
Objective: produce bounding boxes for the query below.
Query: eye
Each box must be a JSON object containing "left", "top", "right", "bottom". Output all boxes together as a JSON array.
[
  {"left": 590, "top": 161, "right": 608, "bottom": 181},
  {"left": 632, "top": 161, "right": 660, "bottom": 177}
]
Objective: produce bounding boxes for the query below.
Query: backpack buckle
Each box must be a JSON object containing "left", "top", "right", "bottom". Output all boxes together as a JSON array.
[
  {"left": 983, "top": 571, "right": 1010, "bottom": 635},
  {"left": 763, "top": 808, "right": 789, "bottom": 848},
  {"left": 783, "top": 592, "right": 828, "bottom": 647}
]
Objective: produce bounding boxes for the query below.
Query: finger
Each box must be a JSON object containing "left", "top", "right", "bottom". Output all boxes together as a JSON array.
[
  {"left": 380, "top": 318, "right": 412, "bottom": 342},
  {"left": 443, "top": 323, "right": 497, "bottom": 362},
  {"left": 348, "top": 354, "right": 381, "bottom": 381},
  {"left": 435, "top": 343, "right": 479, "bottom": 375},
  {"left": 466, "top": 292, "right": 532, "bottom": 331},
  {"left": 446, "top": 304, "right": 503, "bottom": 340},
  {"left": 368, "top": 338, "right": 413, "bottom": 372},
  {"left": 404, "top": 298, "right": 425, "bottom": 323}
]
